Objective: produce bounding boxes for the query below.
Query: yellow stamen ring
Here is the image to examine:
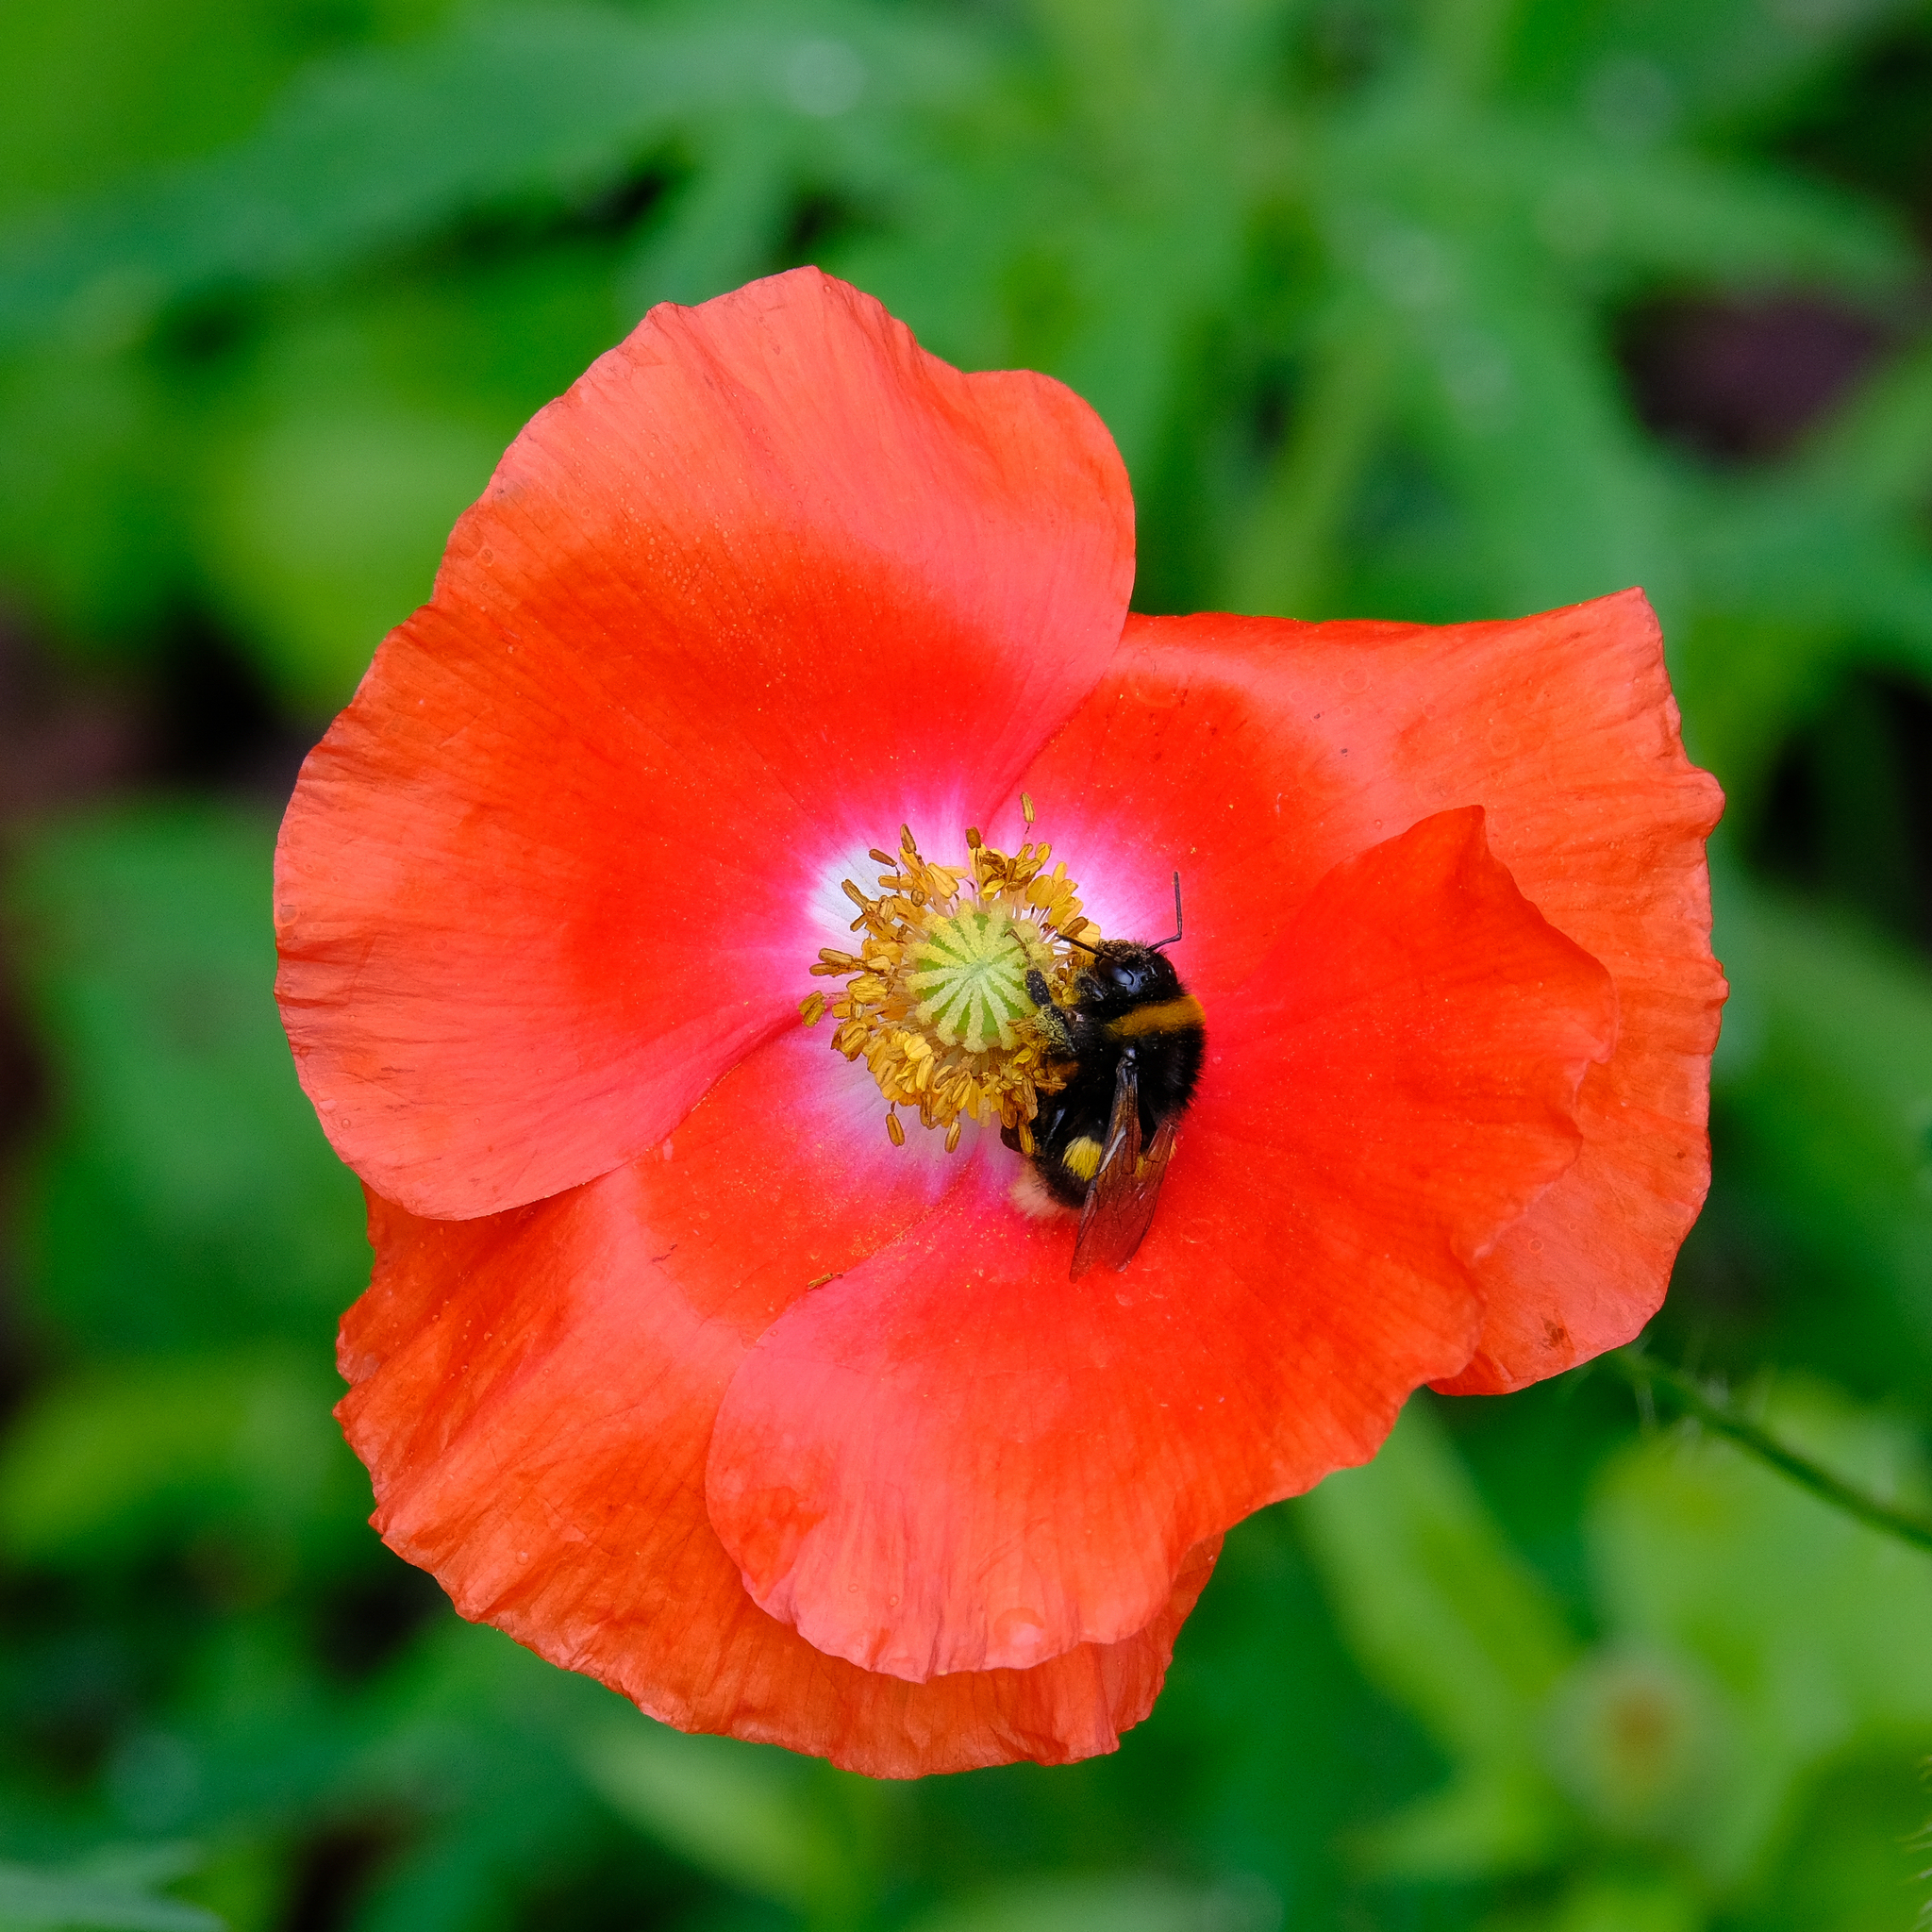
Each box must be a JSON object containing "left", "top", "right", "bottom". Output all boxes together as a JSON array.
[{"left": 808, "top": 823, "right": 1100, "bottom": 1148}]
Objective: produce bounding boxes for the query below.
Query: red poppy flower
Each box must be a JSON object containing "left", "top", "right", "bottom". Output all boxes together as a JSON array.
[{"left": 275, "top": 268, "right": 1724, "bottom": 1776}]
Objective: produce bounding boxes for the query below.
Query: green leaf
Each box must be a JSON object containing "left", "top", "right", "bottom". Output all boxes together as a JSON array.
[
  {"left": 0, "top": 0, "right": 398, "bottom": 215},
  {"left": 1296, "top": 1398, "right": 1578, "bottom": 1875},
  {"left": 575, "top": 1718, "right": 829, "bottom": 1911},
  {"left": 0, "top": 341, "right": 192, "bottom": 644},
  {"left": 1547, "top": 1867, "right": 1705, "bottom": 1932},
  {"left": 1675, "top": 477, "right": 1932, "bottom": 816},
  {"left": 1712, "top": 881, "right": 1932, "bottom": 1397},
  {"left": 326, "top": 1622, "right": 619, "bottom": 1932},
  {"left": 0, "top": 1350, "right": 349, "bottom": 1568},
  {"left": 0, "top": 2, "right": 984, "bottom": 355},
  {"left": 199, "top": 400, "right": 502, "bottom": 711},
  {"left": 1398, "top": 109, "right": 1911, "bottom": 293},
  {"left": 1407, "top": 242, "right": 1678, "bottom": 619},
  {"left": 188, "top": 242, "right": 630, "bottom": 709},
  {"left": 1225, "top": 302, "right": 1396, "bottom": 617},
  {"left": 901, "top": 1874, "right": 1280, "bottom": 1932},
  {"left": 1503, "top": 0, "right": 1916, "bottom": 132},
  {"left": 8, "top": 803, "right": 367, "bottom": 1352},
  {"left": 1746, "top": 1753, "right": 1932, "bottom": 1932},
  {"left": 1791, "top": 336, "right": 1932, "bottom": 520},
  {"left": 0, "top": 1845, "right": 221, "bottom": 1932},
  {"left": 1589, "top": 1380, "right": 1932, "bottom": 1885}
]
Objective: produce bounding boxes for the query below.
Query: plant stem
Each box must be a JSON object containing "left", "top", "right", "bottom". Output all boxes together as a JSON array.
[{"left": 1605, "top": 1349, "right": 1932, "bottom": 1558}]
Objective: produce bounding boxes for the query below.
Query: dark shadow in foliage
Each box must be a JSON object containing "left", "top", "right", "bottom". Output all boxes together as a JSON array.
[
  {"left": 286, "top": 1823, "right": 403, "bottom": 1932},
  {"left": 312, "top": 1562, "right": 449, "bottom": 1684},
  {"left": 1753, "top": 670, "right": 1932, "bottom": 953},
  {"left": 433, "top": 158, "right": 675, "bottom": 274},
  {"left": 1781, "top": 12, "right": 1932, "bottom": 241},
  {"left": 150, "top": 284, "right": 270, "bottom": 371},
  {"left": 1620, "top": 293, "right": 1889, "bottom": 463},
  {"left": 148, "top": 615, "right": 320, "bottom": 803}
]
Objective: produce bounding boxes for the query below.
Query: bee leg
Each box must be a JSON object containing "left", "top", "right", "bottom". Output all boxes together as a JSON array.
[{"left": 1024, "top": 969, "right": 1076, "bottom": 1056}]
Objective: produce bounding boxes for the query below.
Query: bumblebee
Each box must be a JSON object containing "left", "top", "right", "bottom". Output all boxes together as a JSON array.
[{"left": 1001, "top": 874, "right": 1205, "bottom": 1277}]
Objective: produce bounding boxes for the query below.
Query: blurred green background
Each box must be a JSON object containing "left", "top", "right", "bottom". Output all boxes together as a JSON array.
[{"left": 2, "top": 0, "right": 1932, "bottom": 1926}]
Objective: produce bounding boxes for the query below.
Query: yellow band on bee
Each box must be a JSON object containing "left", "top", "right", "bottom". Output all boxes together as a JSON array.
[
  {"left": 1107, "top": 995, "right": 1205, "bottom": 1039},
  {"left": 1060, "top": 1136, "right": 1105, "bottom": 1180}
]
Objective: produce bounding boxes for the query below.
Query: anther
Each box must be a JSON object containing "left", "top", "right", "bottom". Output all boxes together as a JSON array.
[
  {"left": 807, "top": 824, "right": 1099, "bottom": 1158},
  {"left": 1022, "top": 791, "right": 1035, "bottom": 825}
]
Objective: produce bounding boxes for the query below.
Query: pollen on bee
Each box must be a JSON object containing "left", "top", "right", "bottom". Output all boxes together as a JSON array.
[{"left": 806, "top": 821, "right": 1100, "bottom": 1161}]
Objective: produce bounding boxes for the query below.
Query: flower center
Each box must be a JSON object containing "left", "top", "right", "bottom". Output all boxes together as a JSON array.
[
  {"left": 800, "top": 816, "right": 1097, "bottom": 1152},
  {"left": 908, "top": 906, "right": 1033, "bottom": 1053}
]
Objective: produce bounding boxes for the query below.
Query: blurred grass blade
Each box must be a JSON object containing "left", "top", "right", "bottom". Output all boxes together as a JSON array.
[
  {"left": 0, "top": 1848, "right": 221, "bottom": 1932},
  {"left": 575, "top": 1719, "right": 830, "bottom": 1910},
  {"left": 1227, "top": 307, "right": 1393, "bottom": 618},
  {"left": 1794, "top": 336, "right": 1932, "bottom": 516},
  {"left": 618, "top": 114, "right": 795, "bottom": 314},
  {"left": 1495, "top": 121, "right": 1911, "bottom": 292},
  {"left": 1501, "top": 0, "right": 1915, "bottom": 130},
  {"left": 901, "top": 1874, "right": 1280, "bottom": 1932}
]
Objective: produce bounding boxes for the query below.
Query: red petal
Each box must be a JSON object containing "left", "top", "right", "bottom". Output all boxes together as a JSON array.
[
  {"left": 337, "top": 1024, "right": 1210, "bottom": 1776},
  {"left": 276, "top": 268, "right": 1133, "bottom": 1221},
  {"left": 1002, "top": 591, "right": 1723, "bottom": 1391},
  {"left": 706, "top": 809, "right": 1615, "bottom": 1679}
]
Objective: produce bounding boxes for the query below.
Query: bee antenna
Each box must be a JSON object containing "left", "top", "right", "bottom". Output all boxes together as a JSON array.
[
  {"left": 1061, "top": 932, "right": 1098, "bottom": 956},
  {"left": 1151, "top": 872, "right": 1183, "bottom": 950}
]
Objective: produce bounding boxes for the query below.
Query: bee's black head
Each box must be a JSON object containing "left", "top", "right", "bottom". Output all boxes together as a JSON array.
[{"left": 1079, "top": 940, "right": 1183, "bottom": 1011}]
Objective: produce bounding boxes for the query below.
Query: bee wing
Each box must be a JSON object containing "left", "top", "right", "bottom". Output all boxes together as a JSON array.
[{"left": 1071, "top": 1056, "right": 1178, "bottom": 1279}]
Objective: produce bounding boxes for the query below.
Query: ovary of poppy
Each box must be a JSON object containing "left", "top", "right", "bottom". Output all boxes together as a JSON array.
[{"left": 275, "top": 267, "right": 1724, "bottom": 1776}]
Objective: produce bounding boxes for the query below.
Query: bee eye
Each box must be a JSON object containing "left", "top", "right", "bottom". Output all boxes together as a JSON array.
[{"left": 1111, "top": 965, "right": 1143, "bottom": 993}]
